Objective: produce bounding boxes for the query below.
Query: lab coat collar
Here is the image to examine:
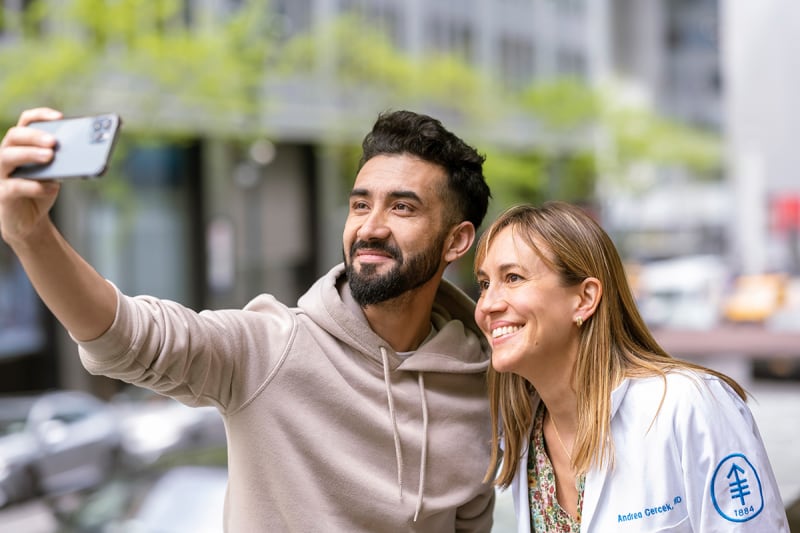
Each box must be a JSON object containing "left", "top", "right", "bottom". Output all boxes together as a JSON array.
[
  {"left": 581, "top": 378, "right": 631, "bottom": 530},
  {"left": 609, "top": 378, "right": 631, "bottom": 419}
]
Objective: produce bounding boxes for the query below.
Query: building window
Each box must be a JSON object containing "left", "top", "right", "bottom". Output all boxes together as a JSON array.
[
  {"left": 556, "top": 48, "right": 586, "bottom": 79},
  {"left": 339, "top": 0, "right": 400, "bottom": 45},
  {"left": 552, "top": 0, "right": 584, "bottom": 15},
  {"left": 499, "top": 35, "right": 535, "bottom": 90},
  {"left": 426, "top": 17, "right": 473, "bottom": 62},
  {"left": 273, "top": 0, "right": 313, "bottom": 37},
  {"left": 0, "top": 244, "right": 46, "bottom": 359},
  {"left": 2, "top": 0, "right": 39, "bottom": 37}
]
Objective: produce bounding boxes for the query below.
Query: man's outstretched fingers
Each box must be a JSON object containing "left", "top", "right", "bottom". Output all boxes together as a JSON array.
[{"left": 17, "top": 108, "right": 62, "bottom": 127}]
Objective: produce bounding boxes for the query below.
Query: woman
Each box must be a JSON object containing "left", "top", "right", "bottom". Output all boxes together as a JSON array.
[{"left": 473, "top": 202, "right": 789, "bottom": 532}]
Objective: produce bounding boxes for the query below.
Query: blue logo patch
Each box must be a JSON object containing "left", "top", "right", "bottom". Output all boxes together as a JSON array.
[{"left": 710, "top": 453, "right": 764, "bottom": 522}]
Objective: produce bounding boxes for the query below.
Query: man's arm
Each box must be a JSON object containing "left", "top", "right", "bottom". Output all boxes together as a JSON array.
[{"left": 0, "top": 108, "right": 117, "bottom": 341}]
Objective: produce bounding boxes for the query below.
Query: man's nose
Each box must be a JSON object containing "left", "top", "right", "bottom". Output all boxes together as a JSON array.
[{"left": 357, "top": 211, "right": 391, "bottom": 241}]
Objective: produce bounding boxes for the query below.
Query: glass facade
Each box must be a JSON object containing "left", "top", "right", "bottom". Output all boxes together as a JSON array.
[{"left": 0, "top": 244, "right": 46, "bottom": 359}]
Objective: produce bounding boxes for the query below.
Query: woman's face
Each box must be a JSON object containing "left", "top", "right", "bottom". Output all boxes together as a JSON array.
[{"left": 474, "top": 225, "right": 582, "bottom": 379}]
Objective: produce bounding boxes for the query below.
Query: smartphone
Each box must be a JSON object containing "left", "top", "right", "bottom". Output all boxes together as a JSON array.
[{"left": 10, "top": 113, "right": 122, "bottom": 180}]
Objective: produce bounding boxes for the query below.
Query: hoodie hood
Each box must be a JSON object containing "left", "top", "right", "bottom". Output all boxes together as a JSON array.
[
  {"left": 297, "top": 263, "right": 491, "bottom": 522},
  {"left": 298, "top": 263, "right": 490, "bottom": 374}
]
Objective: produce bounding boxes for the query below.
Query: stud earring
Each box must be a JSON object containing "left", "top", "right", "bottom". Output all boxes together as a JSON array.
[{"left": 575, "top": 316, "right": 583, "bottom": 327}]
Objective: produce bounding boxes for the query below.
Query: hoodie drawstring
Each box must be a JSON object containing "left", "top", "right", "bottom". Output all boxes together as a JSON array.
[
  {"left": 380, "top": 346, "right": 430, "bottom": 523},
  {"left": 381, "top": 347, "right": 404, "bottom": 496},
  {"left": 415, "top": 372, "right": 428, "bottom": 522}
]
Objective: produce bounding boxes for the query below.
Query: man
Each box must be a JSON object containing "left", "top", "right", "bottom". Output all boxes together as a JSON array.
[{"left": 0, "top": 108, "right": 495, "bottom": 531}]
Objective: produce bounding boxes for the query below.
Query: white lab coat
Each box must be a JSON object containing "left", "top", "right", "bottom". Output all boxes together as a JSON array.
[{"left": 506, "top": 372, "right": 790, "bottom": 532}]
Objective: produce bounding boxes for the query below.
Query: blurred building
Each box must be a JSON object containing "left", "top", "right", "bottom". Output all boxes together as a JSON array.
[
  {"left": 0, "top": 0, "right": 615, "bottom": 394},
  {"left": 7, "top": 0, "right": 775, "bottom": 393},
  {"left": 723, "top": 0, "right": 800, "bottom": 277},
  {"left": 607, "top": 0, "right": 800, "bottom": 279},
  {"left": 603, "top": 0, "right": 728, "bottom": 261}
]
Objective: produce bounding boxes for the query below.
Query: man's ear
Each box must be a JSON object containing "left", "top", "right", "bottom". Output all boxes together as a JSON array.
[
  {"left": 576, "top": 277, "right": 602, "bottom": 319},
  {"left": 443, "top": 221, "right": 475, "bottom": 263}
]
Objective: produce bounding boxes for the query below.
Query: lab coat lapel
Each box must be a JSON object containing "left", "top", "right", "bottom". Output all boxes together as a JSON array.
[{"left": 579, "top": 379, "right": 630, "bottom": 531}]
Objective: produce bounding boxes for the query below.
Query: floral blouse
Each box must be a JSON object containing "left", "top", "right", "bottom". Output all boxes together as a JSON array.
[{"left": 528, "top": 403, "right": 585, "bottom": 532}]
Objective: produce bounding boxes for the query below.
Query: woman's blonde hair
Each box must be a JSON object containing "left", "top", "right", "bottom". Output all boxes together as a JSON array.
[{"left": 475, "top": 202, "right": 746, "bottom": 487}]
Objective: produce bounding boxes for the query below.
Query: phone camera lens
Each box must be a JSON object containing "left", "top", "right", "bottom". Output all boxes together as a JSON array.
[{"left": 93, "top": 118, "right": 112, "bottom": 131}]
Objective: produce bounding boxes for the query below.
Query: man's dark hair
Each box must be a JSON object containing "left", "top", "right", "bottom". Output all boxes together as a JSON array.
[{"left": 358, "top": 110, "right": 491, "bottom": 230}]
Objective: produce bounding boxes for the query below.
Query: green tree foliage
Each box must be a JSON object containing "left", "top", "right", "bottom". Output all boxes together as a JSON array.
[
  {"left": 520, "top": 77, "right": 601, "bottom": 130},
  {"left": 0, "top": 0, "right": 275, "bottom": 134},
  {"left": 483, "top": 77, "right": 722, "bottom": 209},
  {"left": 605, "top": 100, "right": 721, "bottom": 175},
  {"left": 517, "top": 76, "right": 721, "bottom": 175},
  {"left": 0, "top": 3, "right": 721, "bottom": 208},
  {"left": 271, "top": 13, "right": 489, "bottom": 118}
]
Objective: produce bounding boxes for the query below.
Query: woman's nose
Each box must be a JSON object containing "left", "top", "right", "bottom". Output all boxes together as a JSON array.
[{"left": 477, "top": 284, "right": 506, "bottom": 315}]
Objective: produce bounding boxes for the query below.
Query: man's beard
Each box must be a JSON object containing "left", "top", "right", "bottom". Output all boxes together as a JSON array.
[{"left": 345, "top": 234, "right": 446, "bottom": 307}]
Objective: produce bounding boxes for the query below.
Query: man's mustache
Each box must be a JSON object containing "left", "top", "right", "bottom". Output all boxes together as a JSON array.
[{"left": 350, "top": 240, "right": 401, "bottom": 261}]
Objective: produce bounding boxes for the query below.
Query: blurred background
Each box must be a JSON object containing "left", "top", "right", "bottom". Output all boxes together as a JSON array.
[{"left": 0, "top": 0, "right": 798, "bottom": 531}]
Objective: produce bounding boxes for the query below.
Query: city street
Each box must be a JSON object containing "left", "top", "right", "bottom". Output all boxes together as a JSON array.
[
  {"left": 1, "top": 379, "right": 798, "bottom": 532},
  {"left": 2, "top": 0, "right": 800, "bottom": 531}
]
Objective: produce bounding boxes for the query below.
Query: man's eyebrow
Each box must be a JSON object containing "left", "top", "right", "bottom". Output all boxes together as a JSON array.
[
  {"left": 389, "top": 190, "right": 422, "bottom": 202},
  {"left": 349, "top": 189, "right": 422, "bottom": 203}
]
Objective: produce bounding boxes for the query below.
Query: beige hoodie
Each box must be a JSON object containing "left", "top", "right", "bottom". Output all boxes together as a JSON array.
[{"left": 78, "top": 264, "right": 495, "bottom": 532}]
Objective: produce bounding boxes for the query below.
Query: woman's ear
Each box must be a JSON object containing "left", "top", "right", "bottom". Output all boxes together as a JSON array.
[
  {"left": 443, "top": 221, "right": 475, "bottom": 263},
  {"left": 576, "top": 277, "right": 602, "bottom": 319}
]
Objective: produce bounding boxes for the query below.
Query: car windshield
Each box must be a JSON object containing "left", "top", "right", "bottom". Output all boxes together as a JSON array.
[
  {"left": 65, "top": 467, "right": 228, "bottom": 533},
  {"left": 0, "top": 397, "right": 34, "bottom": 437},
  {"left": 132, "top": 467, "right": 227, "bottom": 532}
]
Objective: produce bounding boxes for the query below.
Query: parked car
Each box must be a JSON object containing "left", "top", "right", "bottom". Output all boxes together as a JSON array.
[
  {"left": 723, "top": 273, "right": 788, "bottom": 323},
  {"left": 0, "top": 390, "right": 120, "bottom": 508},
  {"left": 64, "top": 466, "right": 228, "bottom": 533},
  {"left": 113, "top": 466, "right": 227, "bottom": 533},
  {"left": 111, "top": 386, "right": 226, "bottom": 468},
  {"left": 631, "top": 254, "right": 730, "bottom": 330}
]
